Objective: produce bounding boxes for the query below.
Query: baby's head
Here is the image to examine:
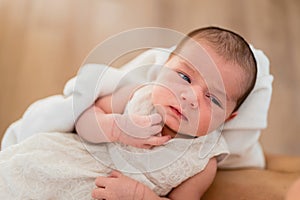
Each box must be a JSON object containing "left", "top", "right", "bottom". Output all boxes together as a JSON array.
[
  {"left": 151, "top": 26, "right": 257, "bottom": 137},
  {"left": 175, "top": 26, "right": 257, "bottom": 111}
]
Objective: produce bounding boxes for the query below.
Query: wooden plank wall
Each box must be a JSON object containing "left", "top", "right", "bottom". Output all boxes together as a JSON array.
[{"left": 0, "top": 0, "right": 299, "bottom": 155}]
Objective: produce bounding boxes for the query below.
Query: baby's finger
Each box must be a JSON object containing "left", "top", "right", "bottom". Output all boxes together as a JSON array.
[
  {"left": 149, "top": 124, "right": 163, "bottom": 135},
  {"left": 140, "top": 124, "right": 162, "bottom": 138},
  {"left": 95, "top": 176, "right": 109, "bottom": 188},
  {"left": 91, "top": 187, "right": 110, "bottom": 200},
  {"left": 131, "top": 114, "right": 162, "bottom": 128},
  {"left": 109, "top": 170, "right": 122, "bottom": 178},
  {"left": 130, "top": 115, "right": 151, "bottom": 127},
  {"left": 140, "top": 144, "right": 153, "bottom": 149},
  {"left": 145, "top": 135, "right": 171, "bottom": 146},
  {"left": 149, "top": 113, "right": 162, "bottom": 125}
]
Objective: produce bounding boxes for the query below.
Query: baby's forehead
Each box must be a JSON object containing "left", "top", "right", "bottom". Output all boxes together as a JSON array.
[
  {"left": 173, "top": 40, "right": 244, "bottom": 78},
  {"left": 170, "top": 49, "right": 222, "bottom": 82},
  {"left": 173, "top": 40, "right": 218, "bottom": 68}
]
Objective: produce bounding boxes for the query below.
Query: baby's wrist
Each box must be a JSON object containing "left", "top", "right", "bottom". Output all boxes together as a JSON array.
[
  {"left": 109, "top": 114, "right": 122, "bottom": 142},
  {"left": 134, "top": 181, "right": 145, "bottom": 200}
]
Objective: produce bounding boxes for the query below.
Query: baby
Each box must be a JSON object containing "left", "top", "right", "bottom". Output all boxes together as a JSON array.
[{"left": 76, "top": 26, "right": 257, "bottom": 199}]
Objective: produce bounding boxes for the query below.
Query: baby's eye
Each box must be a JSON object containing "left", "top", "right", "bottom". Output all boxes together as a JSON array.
[
  {"left": 206, "top": 94, "right": 223, "bottom": 108},
  {"left": 178, "top": 72, "right": 191, "bottom": 83}
]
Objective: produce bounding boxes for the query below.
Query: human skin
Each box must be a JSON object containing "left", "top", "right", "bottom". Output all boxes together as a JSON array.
[
  {"left": 152, "top": 40, "right": 241, "bottom": 137},
  {"left": 76, "top": 38, "right": 243, "bottom": 145},
  {"left": 90, "top": 40, "right": 246, "bottom": 200},
  {"left": 92, "top": 158, "right": 217, "bottom": 200},
  {"left": 286, "top": 178, "right": 300, "bottom": 200},
  {"left": 75, "top": 83, "right": 170, "bottom": 148}
]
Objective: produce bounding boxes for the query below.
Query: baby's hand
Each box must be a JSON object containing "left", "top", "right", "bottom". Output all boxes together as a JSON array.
[
  {"left": 111, "top": 113, "right": 170, "bottom": 148},
  {"left": 115, "top": 113, "right": 162, "bottom": 138},
  {"left": 92, "top": 170, "right": 145, "bottom": 200}
]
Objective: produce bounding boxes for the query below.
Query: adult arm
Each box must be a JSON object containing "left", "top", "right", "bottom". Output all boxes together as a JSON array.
[{"left": 92, "top": 158, "right": 217, "bottom": 200}]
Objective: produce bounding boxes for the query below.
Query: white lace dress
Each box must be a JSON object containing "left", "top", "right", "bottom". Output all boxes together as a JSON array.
[
  {"left": 0, "top": 86, "right": 229, "bottom": 199},
  {"left": 0, "top": 130, "right": 228, "bottom": 199}
]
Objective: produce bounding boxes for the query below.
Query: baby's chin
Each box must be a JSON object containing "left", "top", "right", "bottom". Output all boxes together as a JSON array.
[
  {"left": 153, "top": 105, "right": 197, "bottom": 138},
  {"left": 162, "top": 124, "right": 198, "bottom": 139}
]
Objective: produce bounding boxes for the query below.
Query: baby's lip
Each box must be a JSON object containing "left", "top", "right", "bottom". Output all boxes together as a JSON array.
[{"left": 169, "top": 105, "right": 188, "bottom": 121}]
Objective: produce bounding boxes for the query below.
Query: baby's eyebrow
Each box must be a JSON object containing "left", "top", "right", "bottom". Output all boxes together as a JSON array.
[{"left": 180, "top": 60, "right": 197, "bottom": 74}]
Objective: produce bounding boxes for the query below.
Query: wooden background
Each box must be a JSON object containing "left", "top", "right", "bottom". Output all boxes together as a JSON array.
[{"left": 0, "top": 0, "right": 299, "bottom": 155}]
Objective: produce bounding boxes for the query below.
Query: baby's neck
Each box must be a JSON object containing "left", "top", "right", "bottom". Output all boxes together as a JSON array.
[
  {"left": 161, "top": 126, "right": 177, "bottom": 138},
  {"left": 162, "top": 126, "right": 198, "bottom": 139}
]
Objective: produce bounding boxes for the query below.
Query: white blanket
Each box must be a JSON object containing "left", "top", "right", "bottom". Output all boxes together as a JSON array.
[{"left": 1, "top": 46, "right": 273, "bottom": 168}]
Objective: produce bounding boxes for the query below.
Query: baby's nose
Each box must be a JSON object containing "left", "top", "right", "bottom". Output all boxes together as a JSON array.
[{"left": 180, "top": 93, "right": 198, "bottom": 108}]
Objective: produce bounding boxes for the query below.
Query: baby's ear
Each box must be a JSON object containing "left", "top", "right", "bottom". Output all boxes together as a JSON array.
[{"left": 225, "top": 112, "right": 238, "bottom": 122}]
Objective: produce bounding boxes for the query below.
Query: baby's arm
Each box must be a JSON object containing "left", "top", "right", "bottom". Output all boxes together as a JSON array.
[
  {"left": 142, "top": 157, "right": 217, "bottom": 200},
  {"left": 92, "top": 157, "right": 217, "bottom": 200},
  {"left": 75, "top": 84, "right": 170, "bottom": 148},
  {"left": 167, "top": 157, "right": 217, "bottom": 199}
]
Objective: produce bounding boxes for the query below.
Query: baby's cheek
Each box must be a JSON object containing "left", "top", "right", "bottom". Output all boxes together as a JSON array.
[
  {"left": 194, "top": 105, "right": 215, "bottom": 135},
  {"left": 197, "top": 109, "right": 211, "bottom": 135},
  {"left": 207, "top": 109, "right": 227, "bottom": 132},
  {"left": 151, "top": 86, "right": 161, "bottom": 105},
  {"left": 152, "top": 86, "right": 173, "bottom": 104}
]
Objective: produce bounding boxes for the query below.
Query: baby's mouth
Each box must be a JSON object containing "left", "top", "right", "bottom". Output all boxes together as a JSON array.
[{"left": 169, "top": 106, "right": 188, "bottom": 121}]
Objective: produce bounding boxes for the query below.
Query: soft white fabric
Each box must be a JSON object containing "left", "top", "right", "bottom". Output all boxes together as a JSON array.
[
  {"left": 0, "top": 130, "right": 228, "bottom": 199},
  {"left": 1, "top": 46, "right": 273, "bottom": 168},
  {"left": 0, "top": 79, "right": 229, "bottom": 199}
]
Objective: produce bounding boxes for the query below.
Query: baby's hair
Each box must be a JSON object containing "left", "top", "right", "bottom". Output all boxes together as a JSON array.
[{"left": 175, "top": 26, "right": 257, "bottom": 112}]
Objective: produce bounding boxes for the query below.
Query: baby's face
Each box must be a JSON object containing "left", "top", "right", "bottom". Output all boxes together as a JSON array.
[{"left": 152, "top": 41, "right": 245, "bottom": 137}]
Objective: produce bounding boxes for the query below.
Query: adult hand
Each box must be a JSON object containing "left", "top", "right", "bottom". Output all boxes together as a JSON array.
[
  {"left": 111, "top": 113, "right": 170, "bottom": 148},
  {"left": 92, "top": 170, "right": 145, "bottom": 200}
]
